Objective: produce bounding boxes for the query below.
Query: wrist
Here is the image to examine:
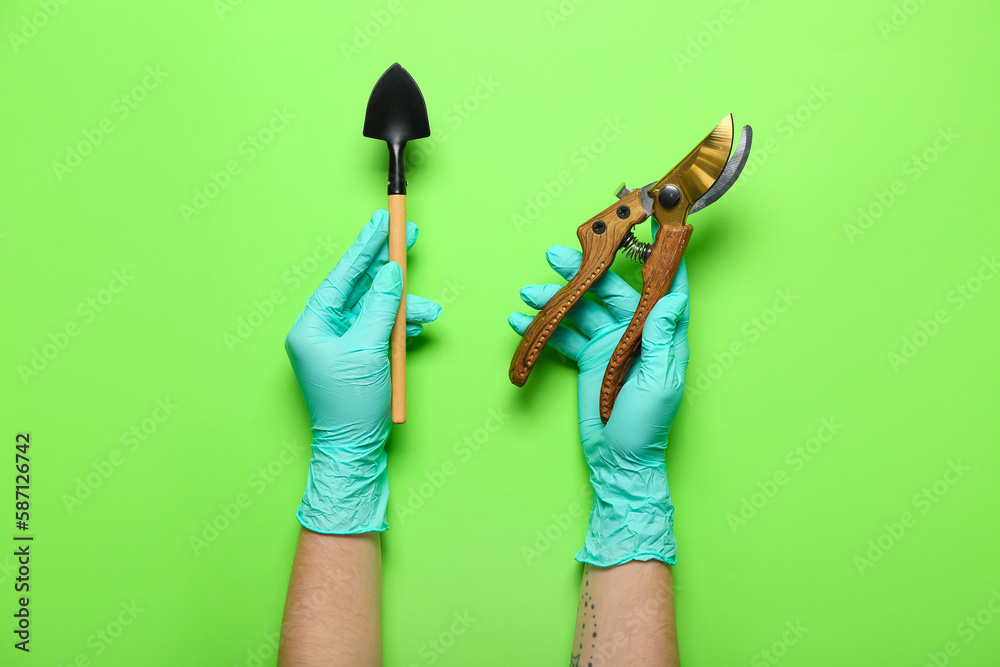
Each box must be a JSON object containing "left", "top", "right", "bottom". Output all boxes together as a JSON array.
[
  {"left": 577, "top": 464, "right": 675, "bottom": 567},
  {"left": 310, "top": 416, "right": 390, "bottom": 451},
  {"left": 297, "top": 444, "right": 389, "bottom": 534}
]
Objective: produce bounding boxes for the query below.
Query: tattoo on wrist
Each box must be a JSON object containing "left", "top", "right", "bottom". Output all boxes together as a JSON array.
[{"left": 573, "top": 571, "right": 597, "bottom": 666}]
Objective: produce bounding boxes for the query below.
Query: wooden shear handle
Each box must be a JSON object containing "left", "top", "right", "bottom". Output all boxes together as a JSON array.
[
  {"left": 599, "top": 224, "right": 692, "bottom": 422},
  {"left": 509, "top": 189, "right": 647, "bottom": 386},
  {"left": 508, "top": 252, "right": 609, "bottom": 386}
]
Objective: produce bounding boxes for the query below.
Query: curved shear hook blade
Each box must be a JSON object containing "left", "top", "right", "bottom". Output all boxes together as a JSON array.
[{"left": 690, "top": 124, "right": 753, "bottom": 214}]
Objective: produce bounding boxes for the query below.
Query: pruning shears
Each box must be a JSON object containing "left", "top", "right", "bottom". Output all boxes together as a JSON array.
[{"left": 509, "top": 114, "right": 753, "bottom": 422}]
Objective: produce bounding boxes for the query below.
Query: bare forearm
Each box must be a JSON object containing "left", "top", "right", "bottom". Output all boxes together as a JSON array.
[
  {"left": 278, "top": 529, "right": 382, "bottom": 667},
  {"left": 571, "top": 561, "right": 678, "bottom": 666}
]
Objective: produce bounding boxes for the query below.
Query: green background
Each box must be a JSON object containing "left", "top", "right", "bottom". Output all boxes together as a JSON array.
[{"left": 2, "top": 0, "right": 999, "bottom": 664}]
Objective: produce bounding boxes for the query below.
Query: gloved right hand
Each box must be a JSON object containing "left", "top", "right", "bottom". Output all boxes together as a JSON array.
[{"left": 508, "top": 245, "right": 690, "bottom": 567}]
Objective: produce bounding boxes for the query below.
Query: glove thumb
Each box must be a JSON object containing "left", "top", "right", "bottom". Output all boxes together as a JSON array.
[
  {"left": 352, "top": 261, "right": 403, "bottom": 345},
  {"left": 634, "top": 293, "right": 688, "bottom": 390}
]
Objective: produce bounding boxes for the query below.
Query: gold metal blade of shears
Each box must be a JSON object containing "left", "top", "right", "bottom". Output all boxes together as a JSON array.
[{"left": 649, "top": 114, "right": 734, "bottom": 224}]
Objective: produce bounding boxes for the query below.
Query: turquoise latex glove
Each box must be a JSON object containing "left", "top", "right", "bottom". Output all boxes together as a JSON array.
[
  {"left": 285, "top": 210, "right": 442, "bottom": 534},
  {"left": 508, "top": 245, "right": 689, "bottom": 566}
]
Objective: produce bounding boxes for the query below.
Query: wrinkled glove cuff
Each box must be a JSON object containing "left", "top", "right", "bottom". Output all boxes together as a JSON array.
[
  {"left": 575, "top": 471, "right": 675, "bottom": 567},
  {"left": 296, "top": 445, "right": 389, "bottom": 534}
]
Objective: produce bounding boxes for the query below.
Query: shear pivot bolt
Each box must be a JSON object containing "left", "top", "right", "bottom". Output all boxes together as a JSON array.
[
  {"left": 592, "top": 220, "right": 606, "bottom": 234},
  {"left": 657, "top": 185, "right": 681, "bottom": 209}
]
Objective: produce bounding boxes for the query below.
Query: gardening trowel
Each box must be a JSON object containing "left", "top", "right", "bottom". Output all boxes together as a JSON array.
[{"left": 363, "top": 62, "right": 430, "bottom": 424}]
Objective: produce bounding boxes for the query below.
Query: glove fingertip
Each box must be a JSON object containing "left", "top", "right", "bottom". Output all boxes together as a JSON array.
[
  {"left": 371, "top": 261, "right": 403, "bottom": 294},
  {"left": 411, "top": 297, "right": 443, "bottom": 322},
  {"left": 545, "top": 244, "right": 579, "bottom": 268},
  {"left": 508, "top": 311, "right": 530, "bottom": 334}
]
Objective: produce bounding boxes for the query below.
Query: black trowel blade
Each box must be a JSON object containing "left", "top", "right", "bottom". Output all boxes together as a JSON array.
[{"left": 363, "top": 63, "right": 430, "bottom": 145}]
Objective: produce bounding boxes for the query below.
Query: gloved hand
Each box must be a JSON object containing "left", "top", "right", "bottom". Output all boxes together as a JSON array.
[
  {"left": 508, "top": 245, "right": 689, "bottom": 566},
  {"left": 285, "top": 210, "right": 442, "bottom": 534}
]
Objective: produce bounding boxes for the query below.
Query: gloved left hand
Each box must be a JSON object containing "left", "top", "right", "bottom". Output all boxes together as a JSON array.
[{"left": 285, "top": 210, "right": 442, "bottom": 534}]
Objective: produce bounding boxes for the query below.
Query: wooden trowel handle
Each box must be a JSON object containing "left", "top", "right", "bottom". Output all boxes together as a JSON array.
[{"left": 389, "top": 194, "right": 407, "bottom": 424}]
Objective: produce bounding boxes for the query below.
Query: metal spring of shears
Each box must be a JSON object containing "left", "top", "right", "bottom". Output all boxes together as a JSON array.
[{"left": 619, "top": 230, "right": 653, "bottom": 262}]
